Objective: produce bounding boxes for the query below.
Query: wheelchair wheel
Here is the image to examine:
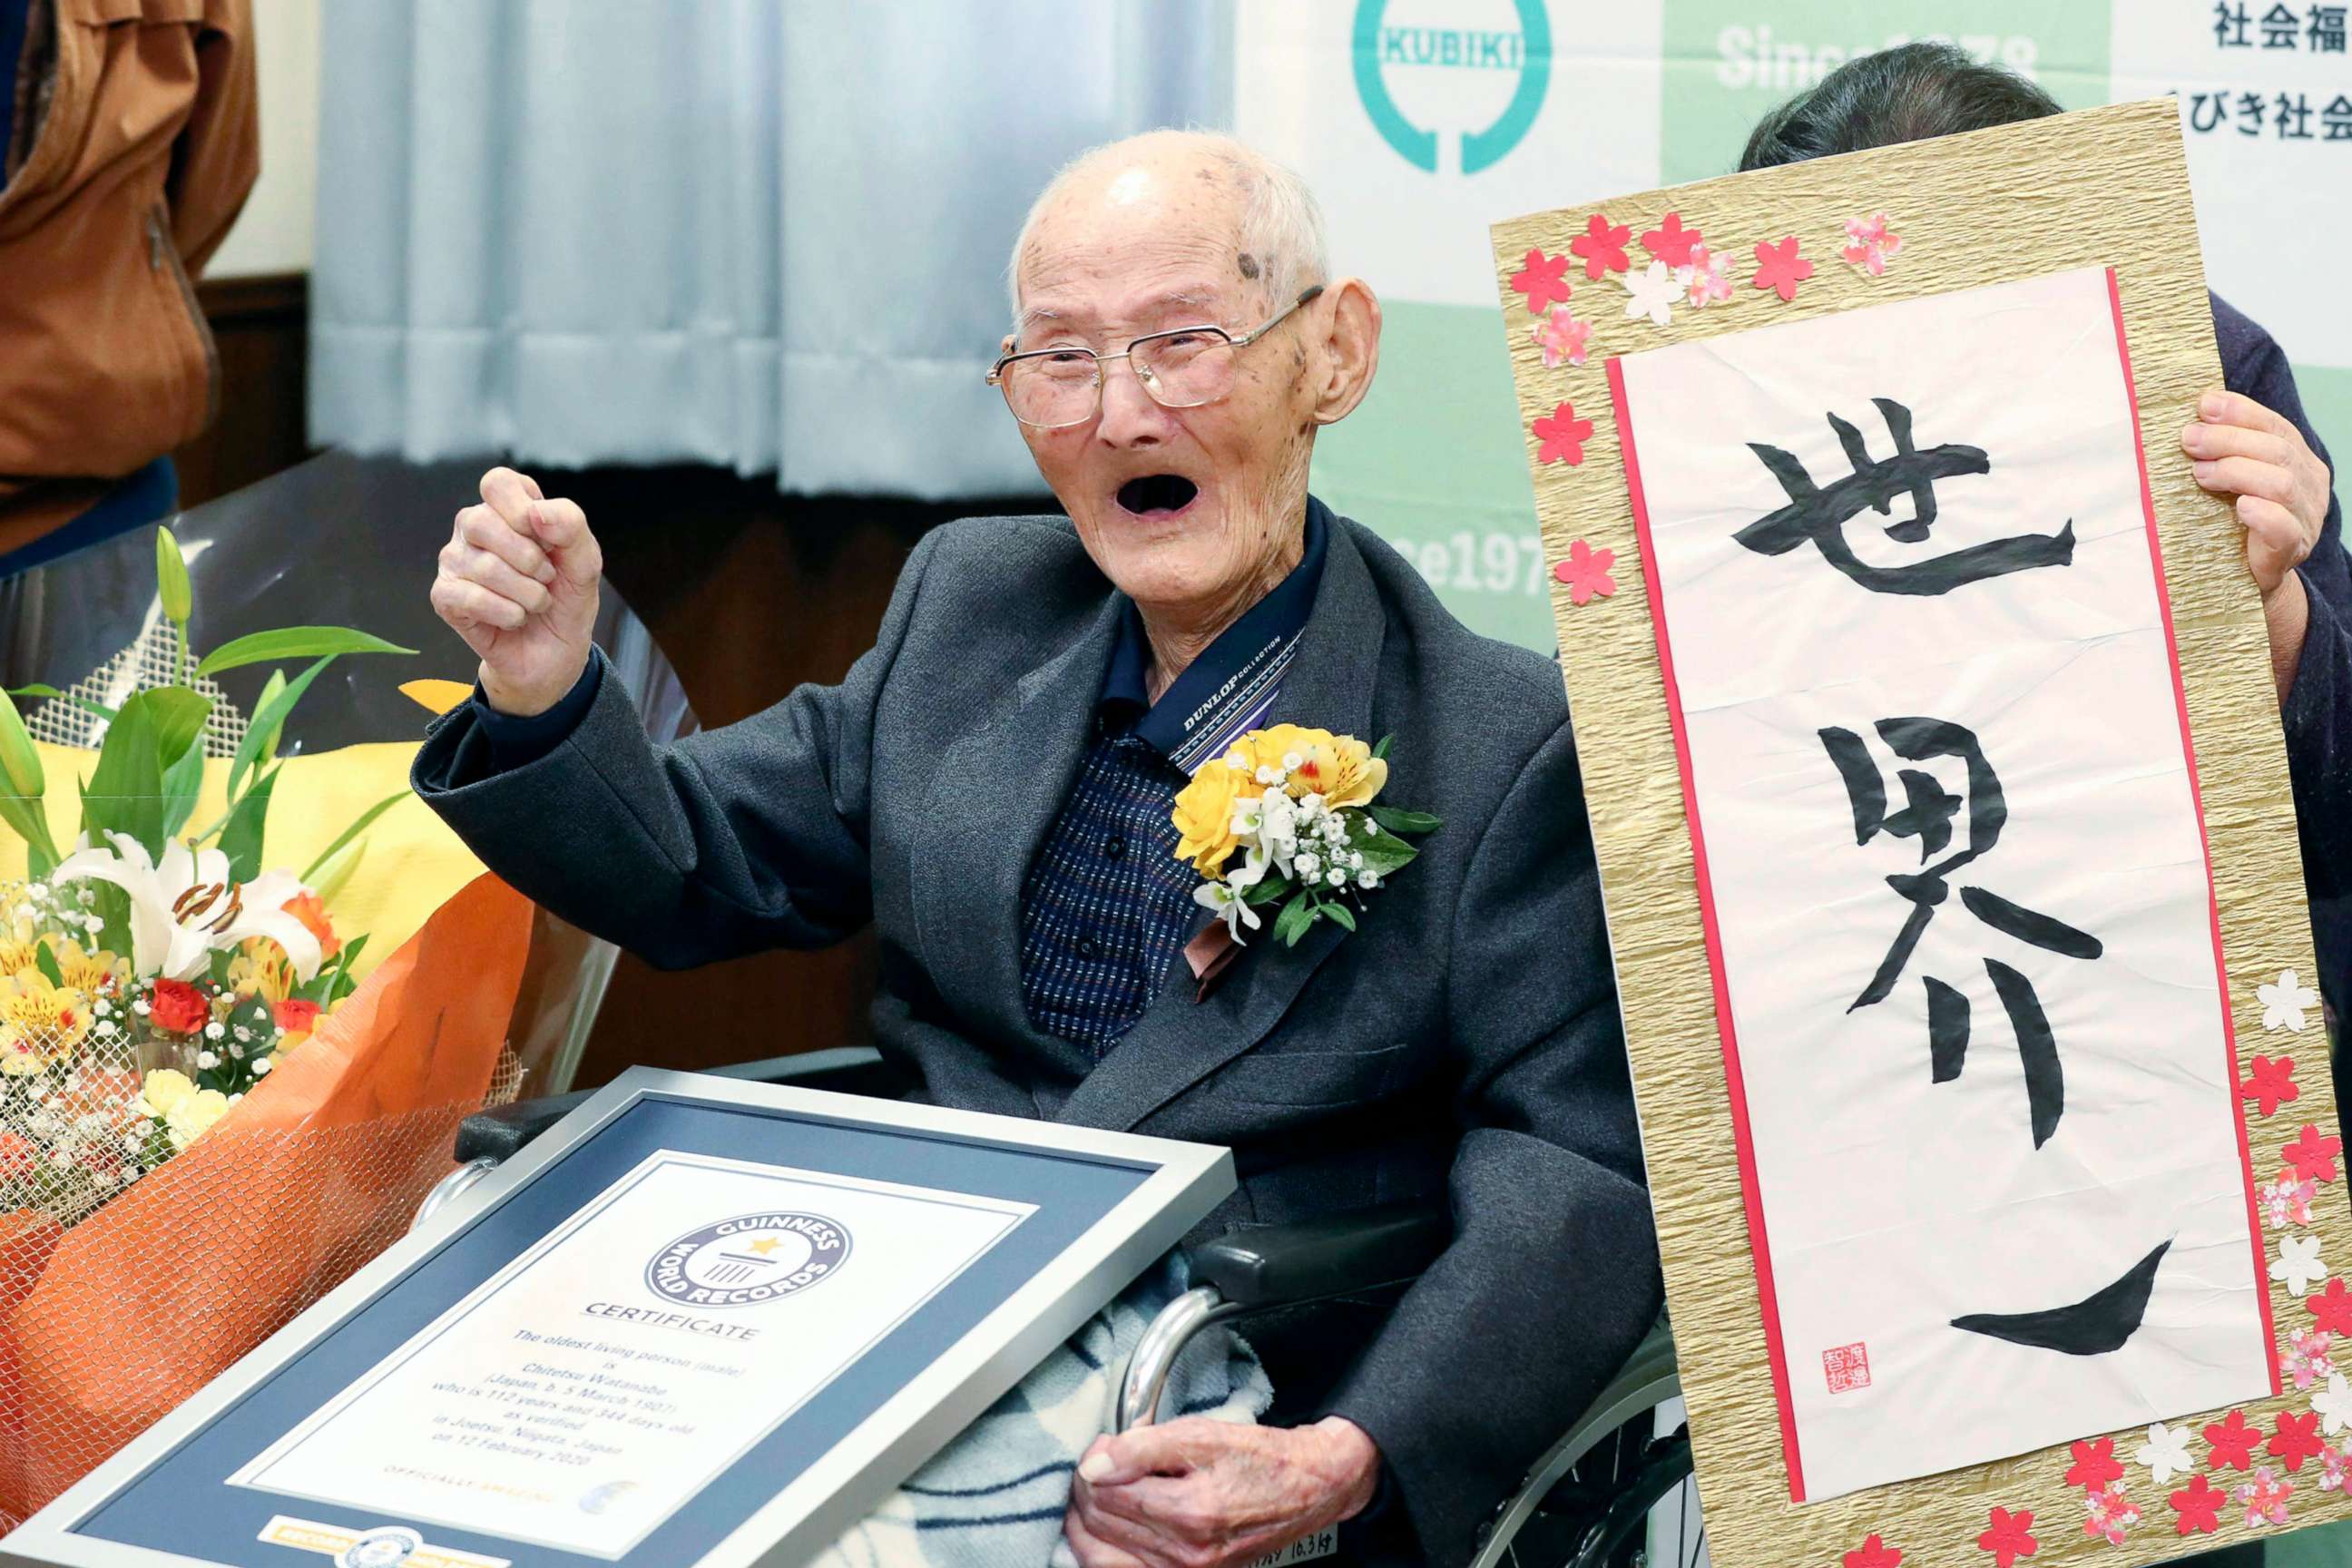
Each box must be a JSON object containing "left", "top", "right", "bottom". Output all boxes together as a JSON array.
[{"left": 1485, "top": 1411, "right": 1697, "bottom": 1568}]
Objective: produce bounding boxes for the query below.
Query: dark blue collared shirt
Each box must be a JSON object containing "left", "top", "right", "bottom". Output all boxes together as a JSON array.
[{"left": 1016, "top": 503, "right": 1328, "bottom": 1057}]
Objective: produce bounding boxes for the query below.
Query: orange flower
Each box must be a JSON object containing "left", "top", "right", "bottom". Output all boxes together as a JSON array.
[
  {"left": 281, "top": 891, "right": 340, "bottom": 961},
  {"left": 274, "top": 997, "right": 321, "bottom": 1038}
]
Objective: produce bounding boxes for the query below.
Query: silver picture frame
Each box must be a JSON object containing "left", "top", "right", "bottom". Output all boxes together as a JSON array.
[{"left": 0, "top": 1066, "right": 1236, "bottom": 1568}]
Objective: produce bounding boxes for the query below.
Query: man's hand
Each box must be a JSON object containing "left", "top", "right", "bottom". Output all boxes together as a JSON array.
[
  {"left": 430, "top": 467, "right": 603, "bottom": 717},
  {"left": 2181, "top": 388, "right": 2329, "bottom": 701},
  {"left": 1063, "top": 1416, "right": 1380, "bottom": 1568}
]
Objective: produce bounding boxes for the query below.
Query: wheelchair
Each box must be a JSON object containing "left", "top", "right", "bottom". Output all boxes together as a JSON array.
[{"left": 417, "top": 1047, "right": 1695, "bottom": 1568}]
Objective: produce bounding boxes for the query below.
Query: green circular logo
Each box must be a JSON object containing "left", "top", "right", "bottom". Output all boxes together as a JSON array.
[{"left": 1351, "top": 0, "right": 1553, "bottom": 174}]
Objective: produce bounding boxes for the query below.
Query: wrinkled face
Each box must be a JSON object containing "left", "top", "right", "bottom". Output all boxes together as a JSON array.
[{"left": 1010, "top": 159, "right": 1317, "bottom": 621}]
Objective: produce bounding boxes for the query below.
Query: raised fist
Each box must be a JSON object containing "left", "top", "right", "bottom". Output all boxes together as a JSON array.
[{"left": 429, "top": 467, "right": 603, "bottom": 717}]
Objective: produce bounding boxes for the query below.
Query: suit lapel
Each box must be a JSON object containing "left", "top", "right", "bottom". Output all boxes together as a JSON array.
[
  {"left": 1055, "top": 518, "right": 1389, "bottom": 1132},
  {"left": 909, "top": 593, "right": 1123, "bottom": 1070}
]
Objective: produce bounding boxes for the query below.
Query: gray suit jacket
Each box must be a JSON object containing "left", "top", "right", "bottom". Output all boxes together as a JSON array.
[{"left": 414, "top": 511, "right": 1662, "bottom": 1565}]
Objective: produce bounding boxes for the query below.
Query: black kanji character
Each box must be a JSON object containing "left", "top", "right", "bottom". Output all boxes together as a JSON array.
[
  {"left": 1738, "top": 398, "right": 2075, "bottom": 596},
  {"left": 2217, "top": 0, "right": 2252, "bottom": 43},
  {"left": 1819, "top": 718, "right": 2104, "bottom": 1149},
  {"left": 2325, "top": 93, "right": 2352, "bottom": 137},
  {"left": 2279, "top": 91, "right": 2315, "bottom": 137},
  {"left": 2263, "top": 2, "right": 2302, "bottom": 44},
  {"left": 2313, "top": 5, "right": 2349, "bottom": 51}
]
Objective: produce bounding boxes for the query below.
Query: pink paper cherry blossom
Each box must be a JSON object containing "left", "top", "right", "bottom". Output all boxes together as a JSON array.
[
  {"left": 1532, "top": 401, "right": 1595, "bottom": 466},
  {"left": 1842, "top": 211, "right": 1903, "bottom": 276},
  {"left": 1679, "top": 244, "right": 1731, "bottom": 308},
  {"left": 1552, "top": 539, "right": 1617, "bottom": 605},
  {"left": 1531, "top": 308, "right": 1592, "bottom": 369}
]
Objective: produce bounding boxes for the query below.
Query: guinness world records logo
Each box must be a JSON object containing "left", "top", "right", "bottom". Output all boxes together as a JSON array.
[{"left": 644, "top": 1211, "right": 851, "bottom": 1308}]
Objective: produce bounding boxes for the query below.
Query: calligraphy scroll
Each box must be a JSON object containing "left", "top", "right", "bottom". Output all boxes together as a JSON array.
[{"left": 1493, "top": 99, "right": 2347, "bottom": 1565}]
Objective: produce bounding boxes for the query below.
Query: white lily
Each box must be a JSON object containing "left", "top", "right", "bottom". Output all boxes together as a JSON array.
[{"left": 50, "top": 832, "right": 323, "bottom": 983}]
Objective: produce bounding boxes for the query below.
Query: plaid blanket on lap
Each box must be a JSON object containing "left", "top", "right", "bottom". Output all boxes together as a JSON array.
[{"left": 816, "top": 1254, "right": 1270, "bottom": 1568}]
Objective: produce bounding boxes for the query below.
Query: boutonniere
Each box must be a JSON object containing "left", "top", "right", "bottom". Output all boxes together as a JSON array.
[{"left": 1170, "top": 725, "right": 1441, "bottom": 973}]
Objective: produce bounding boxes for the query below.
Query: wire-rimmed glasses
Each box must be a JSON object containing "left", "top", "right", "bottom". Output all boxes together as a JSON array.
[{"left": 986, "top": 286, "right": 1326, "bottom": 430}]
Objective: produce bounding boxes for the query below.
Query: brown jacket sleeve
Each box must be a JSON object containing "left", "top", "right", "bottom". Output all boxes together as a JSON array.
[{"left": 167, "top": 0, "right": 257, "bottom": 277}]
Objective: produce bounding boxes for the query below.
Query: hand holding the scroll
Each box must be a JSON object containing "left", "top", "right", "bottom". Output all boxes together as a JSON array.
[
  {"left": 430, "top": 466, "right": 604, "bottom": 717},
  {"left": 1063, "top": 1416, "right": 1379, "bottom": 1568},
  {"left": 2181, "top": 388, "right": 2331, "bottom": 702}
]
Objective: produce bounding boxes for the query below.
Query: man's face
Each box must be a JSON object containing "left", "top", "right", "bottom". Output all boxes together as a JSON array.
[{"left": 1011, "top": 159, "right": 1318, "bottom": 620}]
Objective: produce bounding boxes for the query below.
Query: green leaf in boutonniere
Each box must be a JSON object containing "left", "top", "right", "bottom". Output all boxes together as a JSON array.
[
  {"left": 1273, "top": 888, "right": 1317, "bottom": 947},
  {"left": 1369, "top": 804, "right": 1442, "bottom": 836},
  {"left": 1351, "top": 818, "right": 1425, "bottom": 879}
]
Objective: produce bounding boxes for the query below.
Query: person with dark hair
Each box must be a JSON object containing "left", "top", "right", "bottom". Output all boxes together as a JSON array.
[{"left": 1741, "top": 42, "right": 2352, "bottom": 1568}]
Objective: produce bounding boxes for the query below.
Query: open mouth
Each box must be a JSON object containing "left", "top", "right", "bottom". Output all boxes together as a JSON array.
[{"left": 1115, "top": 475, "right": 1200, "bottom": 518}]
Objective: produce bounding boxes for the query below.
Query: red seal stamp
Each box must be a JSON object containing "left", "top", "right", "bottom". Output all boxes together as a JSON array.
[{"left": 1823, "top": 1342, "right": 1871, "bottom": 1395}]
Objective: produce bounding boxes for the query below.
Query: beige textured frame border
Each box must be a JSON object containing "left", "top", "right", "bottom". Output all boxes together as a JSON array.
[{"left": 1492, "top": 99, "right": 2340, "bottom": 1566}]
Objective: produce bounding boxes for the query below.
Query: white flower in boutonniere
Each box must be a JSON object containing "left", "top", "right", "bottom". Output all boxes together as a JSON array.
[{"left": 1171, "top": 725, "right": 1440, "bottom": 947}]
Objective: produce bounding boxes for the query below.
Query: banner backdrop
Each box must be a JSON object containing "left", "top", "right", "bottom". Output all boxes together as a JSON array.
[{"left": 1237, "top": 1, "right": 2352, "bottom": 654}]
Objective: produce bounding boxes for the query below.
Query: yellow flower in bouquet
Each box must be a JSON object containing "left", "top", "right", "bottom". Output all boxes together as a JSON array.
[
  {"left": 162, "top": 1087, "right": 231, "bottom": 1151},
  {"left": 1, "top": 973, "right": 93, "bottom": 1063},
  {"left": 136, "top": 1068, "right": 198, "bottom": 1118},
  {"left": 226, "top": 940, "right": 299, "bottom": 1005},
  {"left": 0, "top": 917, "right": 41, "bottom": 980},
  {"left": 1171, "top": 752, "right": 1250, "bottom": 874},
  {"left": 50, "top": 938, "right": 125, "bottom": 995}
]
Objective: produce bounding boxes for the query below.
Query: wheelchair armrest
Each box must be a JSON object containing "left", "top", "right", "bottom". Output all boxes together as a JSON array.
[
  {"left": 454, "top": 1046, "right": 899, "bottom": 1165},
  {"left": 1191, "top": 1196, "right": 1451, "bottom": 1309}
]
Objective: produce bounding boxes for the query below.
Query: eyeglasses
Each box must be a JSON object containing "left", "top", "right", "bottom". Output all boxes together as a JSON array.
[{"left": 986, "top": 286, "right": 1326, "bottom": 430}]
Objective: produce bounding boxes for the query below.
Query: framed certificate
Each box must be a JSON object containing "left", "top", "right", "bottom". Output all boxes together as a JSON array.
[{"left": 0, "top": 1068, "right": 1234, "bottom": 1568}]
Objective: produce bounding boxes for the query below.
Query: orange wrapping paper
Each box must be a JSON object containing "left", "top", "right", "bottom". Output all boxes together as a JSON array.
[{"left": 0, "top": 872, "right": 532, "bottom": 1523}]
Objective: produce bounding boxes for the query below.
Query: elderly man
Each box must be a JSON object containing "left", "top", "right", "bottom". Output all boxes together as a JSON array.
[
  {"left": 1739, "top": 44, "right": 2352, "bottom": 1568},
  {"left": 416, "top": 131, "right": 1659, "bottom": 1568}
]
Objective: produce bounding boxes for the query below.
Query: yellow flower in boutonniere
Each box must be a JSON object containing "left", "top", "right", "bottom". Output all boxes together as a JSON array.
[
  {"left": 1171, "top": 750, "right": 1252, "bottom": 875},
  {"left": 1174, "top": 729, "right": 1438, "bottom": 949},
  {"left": 1234, "top": 725, "right": 1388, "bottom": 809}
]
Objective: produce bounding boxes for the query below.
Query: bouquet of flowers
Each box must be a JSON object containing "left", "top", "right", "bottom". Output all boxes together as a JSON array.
[
  {"left": 0, "top": 528, "right": 535, "bottom": 1524},
  {"left": 0, "top": 526, "right": 407, "bottom": 1218},
  {"left": 1171, "top": 723, "right": 1440, "bottom": 947}
]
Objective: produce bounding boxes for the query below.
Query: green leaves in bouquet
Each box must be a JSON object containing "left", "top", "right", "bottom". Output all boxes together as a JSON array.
[
  {"left": 301, "top": 789, "right": 410, "bottom": 882},
  {"left": 228, "top": 656, "right": 331, "bottom": 803},
  {"left": 80, "top": 688, "right": 212, "bottom": 861},
  {"left": 300, "top": 930, "right": 369, "bottom": 1007},
  {"left": 218, "top": 764, "right": 279, "bottom": 884},
  {"left": 195, "top": 626, "right": 416, "bottom": 679},
  {"left": 0, "top": 685, "right": 60, "bottom": 874}
]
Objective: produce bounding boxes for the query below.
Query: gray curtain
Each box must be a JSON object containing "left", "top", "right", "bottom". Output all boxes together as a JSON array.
[{"left": 309, "top": 0, "right": 1231, "bottom": 498}]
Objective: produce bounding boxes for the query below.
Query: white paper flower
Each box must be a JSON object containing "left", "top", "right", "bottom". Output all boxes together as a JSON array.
[
  {"left": 2276, "top": 1233, "right": 2328, "bottom": 1296},
  {"left": 1622, "top": 260, "right": 1680, "bottom": 327},
  {"left": 2135, "top": 1422, "right": 2195, "bottom": 1485},
  {"left": 2316, "top": 1371, "right": 2352, "bottom": 1436},
  {"left": 2261, "top": 969, "right": 2319, "bottom": 1033},
  {"left": 49, "top": 833, "right": 322, "bottom": 982}
]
